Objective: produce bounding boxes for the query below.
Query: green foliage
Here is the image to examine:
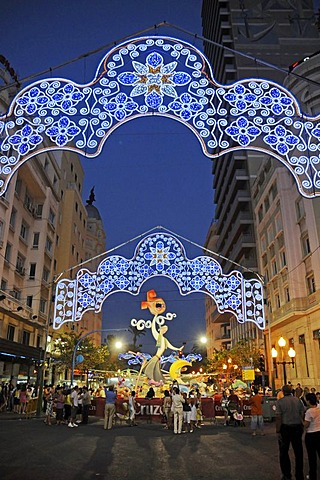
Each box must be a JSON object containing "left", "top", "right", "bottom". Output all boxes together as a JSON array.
[
  {"left": 207, "top": 339, "right": 261, "bottom": 374},
  {"left": 52, "top": 331, "right": 111, "bottom": 372}
]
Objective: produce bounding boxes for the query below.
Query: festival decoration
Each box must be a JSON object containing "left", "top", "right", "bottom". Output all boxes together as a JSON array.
[
  {"left": 169, "top": 359, "right": 192, "bottom": 380},
  {"left": 53, "top": 231, "right": 265, "bottom": 330},
  {"left": 0, "top": 36, "right": 320, "bottom": 197},
  {"left": 135, "top": 290, "right": 184, "bottom": 384}
]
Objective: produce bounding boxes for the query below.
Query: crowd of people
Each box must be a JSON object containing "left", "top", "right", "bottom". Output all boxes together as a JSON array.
[{"left": 0, "top": 381, "right": 35, "bottom": 414}]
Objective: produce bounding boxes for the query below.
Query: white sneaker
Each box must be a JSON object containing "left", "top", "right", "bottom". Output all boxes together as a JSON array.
[
  {"left": 68, "top": 423, "right": 74, "bottom": 428},
  {"left": 72, "top": 423, "right": 78, "bottom": 427}
]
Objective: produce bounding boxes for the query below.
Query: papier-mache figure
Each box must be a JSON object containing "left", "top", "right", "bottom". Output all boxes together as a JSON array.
[{"left": 140, "top": 290, "right": 184, "bottom": 385}]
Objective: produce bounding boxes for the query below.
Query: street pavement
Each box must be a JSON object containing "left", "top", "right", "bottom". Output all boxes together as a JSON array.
[{"left": 0, "top": 414, "right": 316, "bottom": 480}]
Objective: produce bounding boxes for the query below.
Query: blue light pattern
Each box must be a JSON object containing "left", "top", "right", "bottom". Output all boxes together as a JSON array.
[
  {"left": 53, "top": 232, "right": 265, "bottom": 330},
  {"left": 118, "top": 351, "right": 202, "bottom": 367},
  {"left": 0, "top": 36, "right": 320, "bottom": 197}
]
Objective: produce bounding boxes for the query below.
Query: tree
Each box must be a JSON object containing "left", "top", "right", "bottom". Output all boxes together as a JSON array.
[
  {"left": 207, "top": 339, "right": 262, "bottom": 375},
  {"left": 52, "top": 331, "right": 111, "bottom": 374},
  {"left": 127, "top": 325, "right": 146, "bottom": 350}
]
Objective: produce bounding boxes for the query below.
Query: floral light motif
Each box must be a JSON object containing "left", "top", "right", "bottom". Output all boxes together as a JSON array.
[
  {"left": 223, "top": 84, "right": 257, "bottom": 111},
  {"left": 8, "top": 125, "right": 42, "bottom": 155},
  {"left": 225, "top": 117, "right": 261, "bottom": 146},
  {"left": 264, "top": 125, "right": 299, "bottom": 155},
  {"left": 260, "top": 87, "right": 293, "bottom": 116},
  {"left": 16, "top": 86, "right": 48, "bottom": 114},
  {"left": 101, "top": 92, "right": 138, "bottom": 120},
  {"left": 118, "top": 52, "right": 191, "bottom": 109},
  {"left": 51, "top": 83, "right": 84, "bottom": 111},
  {"left": 46, "top": 117, "right": 81, "bottom": 146},
  {"left": 53, "top": 232, "right": 265, "bottom": 330},
  {"left": 169, "top": 93, "right": 203, "bottom": 120}
]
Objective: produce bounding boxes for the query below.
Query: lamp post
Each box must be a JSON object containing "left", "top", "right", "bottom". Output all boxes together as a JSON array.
[
  {"left": 272, "top": 336, "right": 296, "bottom": 386},
  {"left": 70, "top": 328, "right": 127, "bottom": 386}
]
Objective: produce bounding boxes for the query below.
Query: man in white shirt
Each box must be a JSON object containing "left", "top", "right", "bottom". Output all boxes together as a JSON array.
[{"left": 69, "top": 386, "right": 79, "bottom": 428}]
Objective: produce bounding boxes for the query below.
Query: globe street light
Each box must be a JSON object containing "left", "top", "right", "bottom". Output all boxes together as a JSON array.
[{"left": 272, "top": 337, "right": 296, "bottom": 385}]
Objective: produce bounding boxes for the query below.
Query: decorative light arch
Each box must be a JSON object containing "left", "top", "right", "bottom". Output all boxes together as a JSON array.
[
  {"left": 53, "top": 231, "right": 265, "bottom": 330},
  {"left": 1, "top": 35, "right": 320, "bottom": 197}
]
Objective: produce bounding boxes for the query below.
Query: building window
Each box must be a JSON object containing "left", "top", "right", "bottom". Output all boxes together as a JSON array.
[
  {"left": 20, "top": 221, "right": 29, "bottom": 241},
  {"left": 0, "top": 220, "right": 4, "bottom": 243},
  {"left": 279, "top": 249, "right": 287, "bottom": 269},
  {"left": 48, "top": 209, "right": 55, "bottom": 226},
  {"left": 45, "top": 237, "right": 53, "bottom": 253},
  {"left": 264, "top": 196, "right": 270, "bottom": 212},
  {"left": 24, "top": 191, "right": 34, "bottom": 213},
  {"left": 26, "top": 295, "right": 33, "bottom": 308},
  {"left": 42, "top": 267, "right": 49, "bottom": 283},
  {"left": 4, "top": 243, "right": 11, "bottom": 263},
  {"left": 44, "top": 158, "right": 49, "bottom": 171},
  {"left": 71, "top": 245, "right": 75, "bottom": 255},
  {"left": 284, "top": 286, "right": 290, "bottom": 302},
  {"left": 296, "top": 198, "right": 305, "bottom": 221},
  {"left": 270, "top": 182, "right": 278, "bottom": 200},
  {"left": 36, "top": 204, "right": 43, "bottom": 218},
  {"left": 75, "top": 202, "right": 78, "bottom": 212},
  {"left": 10, "top": 289, "right": 21, "bottom": 300},
  {"left": 275, "top": 213, "right": 283, "bottom": 234},
  {"left": 39, "top": 298, "right": 47, "bottom": 314},
  {"left": 36, "top": 335, "right": 41, "bottom": 348},
  {"left": 9, "top": 208, "right": 17, "bottom": 229},
  {"left": 307, "top": 274, "right": 316, "bottom": 294},
  {"left": 22, "top": 330, "right": 30, "bottom": 346},
  {"left": 261, "top": 235, "right": 267, "bottom": 252},
  {"left": 302, "top": 235, "right": 311, "bottom": 257},
  {"left": 15, "top": 178, "right": 22, "bottom": 196},
  {"left": 7, "top": 325, "right": 15, "bottom": 341},
  {"left": 271, "top": 258, "right": 277, "bottom": 277},
  {"left": 33, "top": 232, "right": 40, "bottom": 249},
  {"left": 16, "top": 253, "right": 25, "bottom": 275},
  {"left": 267, "top": 224, "right": 274, "bottom": 244},
  {"left": 1, "top": 278, "right": 7, "bottom": 292},
  {"left": 29, "top": 263, "right": 36, "bottom": 280}
]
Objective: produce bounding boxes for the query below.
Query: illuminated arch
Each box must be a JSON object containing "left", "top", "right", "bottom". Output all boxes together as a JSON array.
[
  {"left": 53, "top": 231, "right": 265, "bottom": 330},
  {"left": 1, "top": 36, "right": 320, "bottom": 198}
]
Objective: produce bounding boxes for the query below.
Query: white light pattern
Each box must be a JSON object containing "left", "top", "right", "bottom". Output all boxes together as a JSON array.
[
  {"left": 53, "top": 232, "right": 265, "bottom": 330},
  {"left": 0, "top": 36, "right": 320, "bottom": 197}
]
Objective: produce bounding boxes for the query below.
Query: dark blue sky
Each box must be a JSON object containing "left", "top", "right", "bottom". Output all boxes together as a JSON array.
[{"left": 2, "top": 0, "right": 214, "bottom": 350}]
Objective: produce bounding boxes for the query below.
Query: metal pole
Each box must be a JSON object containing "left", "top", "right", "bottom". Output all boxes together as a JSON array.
[
  {"left": 282, "top": 362, "right": 287, "bottom": 385},
  {"left": 36, "top": 278, "right": 56, "bottom": 417},
  {"left": 266, "top": 303, "right": 276, "bottom": 395},
  {"left": 70, "top": 328, "right": 128, "bottom": 386}
]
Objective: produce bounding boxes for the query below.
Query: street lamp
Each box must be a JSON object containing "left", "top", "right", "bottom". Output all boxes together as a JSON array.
[{"left": 272, "top": 337, "right": 296, "bottom": 385}]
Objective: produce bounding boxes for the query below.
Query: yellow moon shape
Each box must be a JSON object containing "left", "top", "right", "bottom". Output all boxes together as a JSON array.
[{"left": 169, "top": 359, "right": 192, "bottom": 380}]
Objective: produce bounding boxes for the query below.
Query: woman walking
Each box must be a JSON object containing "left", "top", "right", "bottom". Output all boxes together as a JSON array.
[{"left": 304, "top": 392, "right": 320, "bottom": 480}]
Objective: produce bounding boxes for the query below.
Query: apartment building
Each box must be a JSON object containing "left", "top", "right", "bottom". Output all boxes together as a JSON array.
[
  {"left": 0, "top": 59, "right": 106, "bottom": 385},
  {"left": 251, "top": 53, "right": 320, "bottom": 388},
  {"left": 201, "top": 0, "right": 320, "bottom": 362}
]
